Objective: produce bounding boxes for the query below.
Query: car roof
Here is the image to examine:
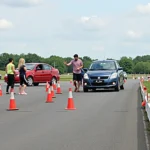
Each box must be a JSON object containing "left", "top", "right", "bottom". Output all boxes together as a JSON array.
[
  {"left": 25, "top": 63, "right": 47, "bottom": 65},
  {"left": 93, "top": 60, "right": 116, "bottom": 63}
]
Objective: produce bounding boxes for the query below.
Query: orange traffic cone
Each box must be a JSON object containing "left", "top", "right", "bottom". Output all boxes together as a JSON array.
[
  {"left": 56, "top": 81, "right": 62, "bottom": 94},
  {"left": 144, "top": 86, "right": 147, "bottom": 91},
  {"left": 7, "top": 88, "right": 19, "bottom": 111},
  {"left": 141, "top": 100, "right": 146, "bottom": 107},
  {"left": 51, "top": 86, "right": 56, "bottom": 98},
  {"left": 65, "top": 88, "right": 76, "bottom": 110},
  {"left": 46, "top": 86, "right": 54, "bottom": 103},
  {"left": 45, "top": 81, "right": 49, "bottom": 92},
  {"left": 53, "top": 81, "right": 57, "bottom": 90},
  {"left": 0, "top": 84, "right": 2, "bottom": 96}
]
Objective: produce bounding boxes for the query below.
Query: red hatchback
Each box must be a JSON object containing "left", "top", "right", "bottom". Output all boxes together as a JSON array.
[{"left": 4, "top": 63, "right": 60, "bottom": 86}]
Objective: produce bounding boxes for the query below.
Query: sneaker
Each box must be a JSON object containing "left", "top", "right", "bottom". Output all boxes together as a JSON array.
[{"left": 21, "top": 92, "right": 27, "bottom": 95}]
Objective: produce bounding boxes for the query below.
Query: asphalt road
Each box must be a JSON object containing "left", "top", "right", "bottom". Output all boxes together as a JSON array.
[{"left": 0, "top": 80, "right": 147, "bottom": 150}]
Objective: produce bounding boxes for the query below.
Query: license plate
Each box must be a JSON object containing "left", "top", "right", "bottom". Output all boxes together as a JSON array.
[{"left": 95, "top": 80, "right": 103, "bottom": 83}]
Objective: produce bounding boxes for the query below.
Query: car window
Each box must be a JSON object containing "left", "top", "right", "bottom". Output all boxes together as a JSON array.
[
  {"left": 43, "top": 64, "right": 52, "bottom": 70},
  {"left": 25, "top": 64, "right": 36, "bottom": 70},
  {"left": 36, "top": 64, "right": 43, "bottom": 70},
  {"left": 89, "top": 61, "right": 116, "bottom": 70}
]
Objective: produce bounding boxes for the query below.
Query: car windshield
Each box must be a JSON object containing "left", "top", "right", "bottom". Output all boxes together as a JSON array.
[
  {"left": 89, "top": 61, "right": 116, "bottom": 70},
  {"left": 25, "top": 64, "right": 36, "bottom": 70}
]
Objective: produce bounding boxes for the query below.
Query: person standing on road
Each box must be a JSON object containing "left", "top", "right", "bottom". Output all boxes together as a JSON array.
[
  {"left": 5, "top": 61, "right": 9, "bottom": 94},
  {"left": 64, "top": 54, "right": 83, "bottom": 92},
  {"left": 18, "top": 58, "right": 28, "bottom": 95},
  {"left": 6, "top": 58, "right": 15, "bottom": 94}
]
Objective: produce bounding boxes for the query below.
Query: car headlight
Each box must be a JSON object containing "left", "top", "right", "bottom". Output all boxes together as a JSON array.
[
  {"left": 84, "top": 73, "right": 89, "bottom": 79},
  {"left": 110, "top": 73, "right": 117, "bottom": 79}
]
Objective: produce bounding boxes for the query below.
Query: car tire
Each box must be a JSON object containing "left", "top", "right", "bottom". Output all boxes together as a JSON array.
[
  {"left": 27, "top": 76, "right": 33, "bottom": 86},
  {"left": 52, "top": 77, "right": 57, "bottom": 84},
  {"left": 120, "top": 84, "right": 124, "bottom": 90},
  {"left": 83, "top": 87, "right": 88, "bottom": 92},
  {"left": 33, "top": 83, "right": 39, "bottom": 86},
  {"left": 115, "top": 81, "right": 120, "bottom": 91}
]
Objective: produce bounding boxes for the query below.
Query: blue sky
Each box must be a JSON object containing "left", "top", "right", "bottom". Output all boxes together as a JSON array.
[{"left": 0, "top": 0, "right": 150, "bottom": 60}]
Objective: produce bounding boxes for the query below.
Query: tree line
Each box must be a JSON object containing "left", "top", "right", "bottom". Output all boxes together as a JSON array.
[{"left": 0, "top": 53, "right": 150, "bottom": 74}]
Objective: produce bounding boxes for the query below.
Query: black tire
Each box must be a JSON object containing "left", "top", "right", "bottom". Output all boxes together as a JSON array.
[
  {"left": 27, "top": 76, "right": 33, "bottom": 86},
  {"left": 115, "top": 81, "right": 120, "bottom": 91},
  {"left": 83, "top": 87, "right": 88, "bottom": 92},
  {"left": 120, "top": 84, "right": 124, "bottom": 90},
  {"left": 33, "top": 83, "right": 39, "bottom": 86}
]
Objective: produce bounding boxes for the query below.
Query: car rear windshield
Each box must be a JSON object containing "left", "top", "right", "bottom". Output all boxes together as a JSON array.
[{"left": 89, "top": 61, "right": 116, "bottom": 70}]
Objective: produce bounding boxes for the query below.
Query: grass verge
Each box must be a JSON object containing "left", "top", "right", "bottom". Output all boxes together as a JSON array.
[
  {"left": 0, "top": 70, "right": 5, "bottom": 80},
  {"left": 60, "top": 75, "right": 72, "bottom": 81},
  {"left": 143, "top": 81, "right": 150, "bottom": 93}
]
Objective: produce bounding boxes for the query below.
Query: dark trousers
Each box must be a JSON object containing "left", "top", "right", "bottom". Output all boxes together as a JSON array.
[{"left": 6, "top": 74, "right": 14, "bottom": 92}]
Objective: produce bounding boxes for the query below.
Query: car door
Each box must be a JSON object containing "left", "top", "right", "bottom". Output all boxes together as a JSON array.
[
  {"left": 34, "top": 64, "right": 45, "bottom": 82},
  {"left": 43, "top": 64, "right": 53, "bottom": 82}
]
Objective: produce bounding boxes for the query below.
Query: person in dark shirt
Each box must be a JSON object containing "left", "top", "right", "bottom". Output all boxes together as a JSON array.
[{"left": 18, "top": 58, "right": 28, "bottom": 95}]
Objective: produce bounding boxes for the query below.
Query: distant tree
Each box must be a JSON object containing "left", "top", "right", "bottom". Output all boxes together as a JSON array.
[{"left": 119, "top": 57, "right": 133, "bottom": 73}]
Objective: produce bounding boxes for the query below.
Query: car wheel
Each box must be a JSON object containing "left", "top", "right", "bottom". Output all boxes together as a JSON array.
[
  {"left": 33, "top": 83, "right": 39, "bottom": 86},
  {"left": 120, "top": 84, "right": 124, "bottom": 90},
  {"left": 51, "top": 77, "right": 57, "bottom": 84},
  {"left": 83, "top": 87, "right": 88, "bottom": 92},
  {"left": 115, "top": 81, "right": 120, "bottom": 91},
  {"left": 27, "top": 76, "right": 33, "bottom": 86}
]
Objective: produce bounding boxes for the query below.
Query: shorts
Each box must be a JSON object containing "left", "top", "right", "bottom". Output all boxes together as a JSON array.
[
  {"left": 73, "top": 73, "right": 82, "bottom": 82},
  {"left": 20, "top": 75, "right": 28, "bottom": 86}
]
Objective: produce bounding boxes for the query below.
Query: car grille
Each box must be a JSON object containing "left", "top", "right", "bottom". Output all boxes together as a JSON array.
[{"left": 90, "top": 76, "right": 109, "bottom": 80}]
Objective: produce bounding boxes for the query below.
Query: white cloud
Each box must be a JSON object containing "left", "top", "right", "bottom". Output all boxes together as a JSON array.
[
  {"left": 79, "top": 16, "right": 105, "bottom": 31},
  {"left": 126, "top": 30, "right": 142, "bottom": 38},
  {"left": 0, "top": 0, "right": 43, "bottom": 7},
  {"left": 0, "top": 19, "right": 13, "bottom": 30},
  {"left": 136, "top": 3, "right": 150, "bottom": 14}
]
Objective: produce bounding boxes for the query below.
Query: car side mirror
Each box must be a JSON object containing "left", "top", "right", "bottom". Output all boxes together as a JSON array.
[
  {"left": 118, "top": 67, "right": 123, "bottom": 71},
  {"left": 83, "top": 68, "right": 88, "bottom": 72}
]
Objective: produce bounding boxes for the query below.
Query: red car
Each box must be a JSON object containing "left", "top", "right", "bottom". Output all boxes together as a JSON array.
[{"left": 4, "top": 63, "right": 60, "bottom": 86}]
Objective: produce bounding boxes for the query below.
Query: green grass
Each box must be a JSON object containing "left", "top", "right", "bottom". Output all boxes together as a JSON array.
[
  {"left": 0, "top": 70, "right": 5, "bottom": 80},
  {"left": 60, "top": 74, "right": 72, "bottom": 81},
  {"left": 143, "top": 81, "right": 150, "bottom": 93}
]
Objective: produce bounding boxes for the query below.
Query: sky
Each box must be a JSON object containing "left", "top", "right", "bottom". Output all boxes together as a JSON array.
[{"left": 0, "top": 0, "right": 150, "bottom": 60}]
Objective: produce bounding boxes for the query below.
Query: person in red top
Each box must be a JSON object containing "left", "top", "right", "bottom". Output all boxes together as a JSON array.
[{"left": 64, "top": 54, "right": 83, "bottom": 92}]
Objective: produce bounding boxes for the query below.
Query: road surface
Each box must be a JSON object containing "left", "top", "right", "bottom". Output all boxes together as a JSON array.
[{"left": 0, "top": 80, "right": 147, "bottom": 150}]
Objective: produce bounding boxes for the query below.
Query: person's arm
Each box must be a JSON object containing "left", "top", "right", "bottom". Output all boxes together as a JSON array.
[
  {"left": 64, "top": 60, "right": 72, "bottom": 66},
  {"left": 11, "top": 65, "right": 15, "bottom": 74},
  {"left": 77, "top": 61, "right": 83, "bottom": 70},
  {"left": 23, "top": 65, "right": 27, "bottom": 72}
]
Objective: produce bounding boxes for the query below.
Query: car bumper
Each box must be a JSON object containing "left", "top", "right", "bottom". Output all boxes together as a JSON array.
[{"left": 83, "top": 78, "right": 118, "bottom": 89}]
